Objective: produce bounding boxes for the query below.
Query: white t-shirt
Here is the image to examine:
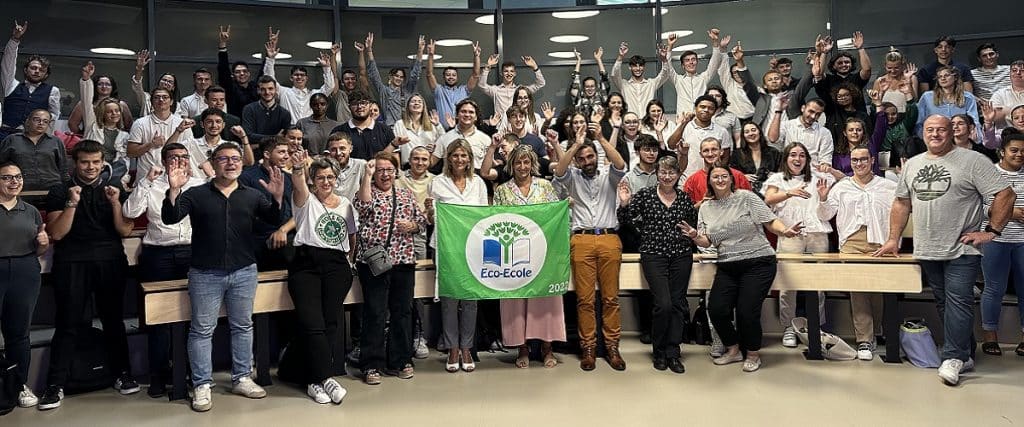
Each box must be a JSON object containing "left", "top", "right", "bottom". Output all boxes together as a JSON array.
[{"left": 293, "top": 194, "right": 357, "bottom": 252}]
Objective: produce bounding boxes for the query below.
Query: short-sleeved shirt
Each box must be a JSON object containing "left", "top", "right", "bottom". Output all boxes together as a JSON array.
[
  {"left": 128, "top": 113, "right": 184, "bottom": 179},
  {"left": 971, "top": 65, "right": 1011, "bottom": 101},
  {"left": 333, "top": 158, "right": 366, "bottom": 202},
  {"left": 432, "top": 126, "right": 491, "bottom": 170},
  {"left": 761, "top": 171, "right": 835, "bottom": 234},
  {"left": 989, "top": 86, "right": 1024, "bottom": 128},
  {"left": 0, "top": 198, "right": 43, "bottom": 257},
  {"left": 983, "top": 164, "right": 1024, "bottom": 243},
  {"left": 896, "top": 147, "right": 1010, "bottom": 260},
  {"left": 46, "top": 177, "right": 129, "bottom": 263},
  {"left": 434, "top": 84, "right": 471, "bottom": 131},
  {"left": 680, "top": 120, "right": 734, "bottom": 178},
  {"left": 555, "top": 165, "right": 626, "bottom": 230},
  {"left": 293, "top": 194, "right": 357, "bottom": 252},
  {"left": 918, "top": 61, "right": 975, "bottom": 90},
  {"left": 683, "top": 168, "right": 752, "bottom": 205},
  {"left": 330, "top": 120, "right": 396, "bottom": 161},
  {"left": 697, "top": 189, "right": 777, "bottom": 263},
  {"left": 777, "top": 118, "right": 834, "bottom": 166},
  {"left": 624, "top": 165, "right": 657, "bottom": 194}
]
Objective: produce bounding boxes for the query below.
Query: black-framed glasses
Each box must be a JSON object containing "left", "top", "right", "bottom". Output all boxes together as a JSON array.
[
  {"left": 214, "top": 155, "right": 242, "bottom": 164},
  {"left": 0, "top": 174, "right": 24, "bottom": 182}
]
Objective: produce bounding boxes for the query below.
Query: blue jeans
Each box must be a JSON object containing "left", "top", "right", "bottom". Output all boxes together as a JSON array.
[
  {"left": 919, "top": 255, "right": 981, "bottom": 361},
  {"left": 980, "top": 241, "right": 1024, "bottom": 331},
  {"left": 187, "top": 264, "right": 258, "bottom": 386}
]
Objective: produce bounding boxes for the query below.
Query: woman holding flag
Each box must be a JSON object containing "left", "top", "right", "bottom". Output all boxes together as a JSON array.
[
  {"left": 426, "top": 139, "right": 488, "bottom": 373},
  {"left": 493, "top": 143, "right": 566, "bottom": 369}
]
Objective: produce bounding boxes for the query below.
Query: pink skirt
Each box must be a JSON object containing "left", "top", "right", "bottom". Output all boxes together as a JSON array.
[{"left": 499, "top": 295, "right": 567, "bottom": 347}]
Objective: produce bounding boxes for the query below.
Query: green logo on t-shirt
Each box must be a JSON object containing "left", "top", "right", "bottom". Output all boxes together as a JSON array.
[
  {"left": 315, "top": 212, "right": 346, "bottom": 246},
  {"left": 911, "top": 164, "right": 951, "bottom": 201}
]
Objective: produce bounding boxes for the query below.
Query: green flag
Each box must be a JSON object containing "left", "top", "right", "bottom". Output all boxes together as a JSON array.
[{"left": 436, "top": 200, "right": 571, "bottom": 300}]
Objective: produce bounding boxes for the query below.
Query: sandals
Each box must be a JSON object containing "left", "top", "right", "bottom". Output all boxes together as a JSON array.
[
  {"left": 445, "top": 350, "right": 460, "bottom": 373},
  {"left": 515, "top": 347, "right": 530, "bottom": 369},
  {"left": 982, "top": 341, "right": 1002, "bottom": 356},
  {"left": 1016, "top": 342, "right": 1024, "bottom": 357},
  {"left": 461, "top": 350, "right": 476, "bottom": 372},
  {"left": 542, "top": 351, "right": 558, "bottom": 368}
]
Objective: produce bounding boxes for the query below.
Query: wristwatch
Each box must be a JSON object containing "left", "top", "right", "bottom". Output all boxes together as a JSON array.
[
  {"left": 985, "top": 224, "right": 1002, "bottom": 237},
  {"left": 65, "top": 201, "right": 78, "bottom": 208}
]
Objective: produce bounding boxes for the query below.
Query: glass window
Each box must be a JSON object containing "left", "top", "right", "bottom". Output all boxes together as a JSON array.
[
  {"left": 348, "top": 0, "right": 467, "bottom": 8},
  {"left": 2, "top": 0, "right": 145, "bottom": 53},
  {"left": 44, "top": 57, "right": 140, "bottom": 120}
]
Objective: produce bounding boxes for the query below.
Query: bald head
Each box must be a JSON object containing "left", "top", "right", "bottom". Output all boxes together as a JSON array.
[{"left": 922, "top": 114, "right": 953, "bottom": 155}]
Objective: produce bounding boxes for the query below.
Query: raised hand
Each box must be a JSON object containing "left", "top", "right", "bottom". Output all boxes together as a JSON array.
[
  {"left": 353, "top": 41, "right": 365, "bottom": 52},
  {"left": 365, "top": 159, "right": 376, "bottom": 176},
  {"left": 487, "top": 112, "right": 502, "bottom": 127},
  {"left": 12, "top": 20, "right": 28, "bottom": 41},
  {"left": 486, "top": 54, "right": 499, "bottom": 68},
  {"left": 316, "top": 50, "right": 331, "bottom": 67},
  {"left": 82, "top": 61, "right": 95, "bottom": 81},
  {"left": 867, "top": 89, "right": 883, "bottom": 106},
  {"left": 230, "top": 125, "right": 246, "bottom": 139},
  {"left": 903, "top": 62, "right": 918, "bottom": 80},
  {"left": 617, "top": 180, "right": 631, "bottom": 205},
  {"left": 331, "top": 43, "right": 341, "bottom": 56},
  {"left": 593, "top": 47, "right": 604, "bottom": 61},
  {"left": 104, "top": 185, "right": 121, "bottom": 205},
  {"left": 707, "top": 28, "right": 720, "bottom": 46},
  {"left": 980, "top": 100, "right": 996, "bottom": 124},
  {"left": 541, "top": 101, "right": 555, "bottom": 121},
  {"left": 259, "top": 165, "right": 286, "bottom": 201},
  {"left": 291, "top": 148, "right": 308, "bottom": 167},
  {"left": 654, "top": 118, "right": 668, "bottom": 132},
  {"left": 573, "top": 48, "right": 582, "bottom": 63},
  {"left": 768, "top": 54, "right": 779, "bottom": 70},
  {"left": 677, "top": 220, "right": 699, "bottom": 239},
  {"left": 852, "top": 31, "right": 865, "bottom": 49},
  {"left": 267, "top": 27, "right": 280, "bottom": 44},
  {"left": 590, "top": 107, "right": 603, "bottom": 124},
  {"left": 393, "top": 136, "right": 411, "bottom": 147},
  {"left": 365, "top": 32, "right": 375, "bottom": 51},
  {"left": 218, "top": 25, "right": 231, "bottom": 47},
  {"left": 151, "top": 134, "right": 166, "bottom": 149},
  {"left": 656, "top": 43, "right": 669, "bottom": 63},
  {"left": 666, "top": 33, "right": 678, "bottom": 47},
  {"left": 545, "top": 129, "right": 559, "bottom": 145},
  {"left": 67, "top": 186, "right": 82, "bottom": 205},
  {"left": 427, "top": 39, "right": 436, "bottom": 56},
  {"left": 472, "top": 41, "right": 481, "bottom": 57},
  {"left": 146, "top": 165, "right": 164, "bottom": 183},
  {"left": 677, "top": 111, "right": 695, "bottom": 125},
  {"left": 417, "top": 35, "right": 426, "bottom": 54},
  {"left": 732, "top": 42, "right": 744, "bottom": 62},
  {"left": 719, "top": 34, "right": 732, "bottom": 49},
  {"left": 265, "top": 39, "right": 279, "bottom": 59},
  {"left": 816, "top": 178, "right": 830, "bottom": 200},
  {"left": 522, "top": 56, "right": 538, "bottom": 69},
  {"left": 444, "top": 112, "right": 456, "bottom": 129},
  {"left": 429, "top": 109, "right": 440, "bottom": 126},
  {"left": 618, "top": 42, "right": 629, "bottom": 58},
  {"left": 176, "top": 118, "right": 195, "bottom": 133},
  {"left": 136, "top": 49, "right": 152, "bottom": 71},
  {"left": 167, "top": 160, "right": 190, "bottom": 190}
]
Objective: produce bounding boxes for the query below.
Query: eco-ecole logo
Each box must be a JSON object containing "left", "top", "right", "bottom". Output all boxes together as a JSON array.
[{"left": 465, "top": 214, "right": 547, "bottom": 291}]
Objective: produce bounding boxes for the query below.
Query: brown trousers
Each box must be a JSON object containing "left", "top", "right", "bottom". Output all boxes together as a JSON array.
[
  {"left": 570, "top": 234, "right": 622, "bottom": 348},
  {"left": 840, "top": 226, "right": 884, "bottom": 343}
]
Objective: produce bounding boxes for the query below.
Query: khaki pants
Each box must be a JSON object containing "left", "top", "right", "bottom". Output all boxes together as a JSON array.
[
  {"left": 777, "top": 233, "right": 829, "bottom": 327},
  {"left": 570, "top": 234, "right": 623, "bottom": 349},
  {"left": 841, "top": 226, "right": 884, "bottom": 343}
]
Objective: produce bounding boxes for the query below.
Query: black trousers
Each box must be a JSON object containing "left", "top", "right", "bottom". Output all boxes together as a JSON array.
[
  {"left": 47, "top": 258, "right": 130, "bottom": 386},
  {"left": 287, "top": 246, "right": 353, "bottom": 384},
  {"left": 358, "top": 263, "right": 414, "bottom": 371},
  {"left": 640, "top": 253, "right": 692, "bottom": 358},
  {"left": 0, "top": 254, "right": 42, "bottom": 382},
  {"left": 708, "top": 256, "right": 777, "bottom": 352},
  {"left": 138, "top": 244, "right": 192, "bottom": 383}
]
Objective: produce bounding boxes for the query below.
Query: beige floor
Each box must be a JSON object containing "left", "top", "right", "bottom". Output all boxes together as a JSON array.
[{"left": 5, "top": 335, "right": 1024, "bottom": 427}]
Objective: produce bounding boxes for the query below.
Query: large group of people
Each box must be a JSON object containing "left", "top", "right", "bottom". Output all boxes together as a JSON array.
[{"left": 0, "top": 16, "right": 1022, "bottom": 414}]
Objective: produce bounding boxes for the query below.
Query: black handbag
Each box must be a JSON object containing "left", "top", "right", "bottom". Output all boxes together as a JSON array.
[
  {"left": 0, "top": 358, "right": 21, "bottom": 416},
  {"left": 364, "top": 188, "right": 398, "bottom": 276}
]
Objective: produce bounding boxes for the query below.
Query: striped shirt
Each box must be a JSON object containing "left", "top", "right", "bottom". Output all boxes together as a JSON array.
[
  {"left": 970, "top": 65, "right": 1010, "bottom": 101},
  {"left": 697, "top": 189, "right": 777, "bottom": 263},
  {"left": 983, "top": 164, "right": 1024, "bottom": 243}
]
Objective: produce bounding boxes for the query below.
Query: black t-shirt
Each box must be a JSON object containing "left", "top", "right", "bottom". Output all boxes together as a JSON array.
[
  {"left": 330, "top": 122, "right": 396, "bottom": 160},
  {"left": 45, "top": 177, "right": 128, "bottom": 263}
]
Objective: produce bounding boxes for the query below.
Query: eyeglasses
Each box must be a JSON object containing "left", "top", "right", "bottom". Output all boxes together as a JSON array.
[
  {"left": 850, "top": 157, "right": 871, "bottom": 164},
  {"left": 0, "top": 174, "right": 24, "bottom": 182},
  {"left": 314, "top": 175, "right": 337, "bottom": 182},
  {"left": 656, "top": 170, "right": 679, "bottom": 177},
  {"left": 152, "top": 95, "right": 171, "bottom": 100},
  {"left": 165, "top": 154, "right": 190, "bottom": 161},
  {"left": 29, "top": 117, "right": 52, "bottom": 124},
  {"left": 214, "top": 155, "right": 243, "bottom": 164},
  {"left": 349, "top": 100, "right": 370, "bottom": 108},
  {"left": 375, "top": 168, "right": 396, "bottom": 175},
  {"left": 328, "top": 147, "right": 350, "bottom": 153}
]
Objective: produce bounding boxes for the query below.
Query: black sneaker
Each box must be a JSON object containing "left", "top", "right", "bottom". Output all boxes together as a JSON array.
[
  {"left": 147, "top": 377, "right": 167, "bottom": 398},
  {"left": 639, "top": 332, "right": 652, "bottom": 345},
  {"left": 37, "top": 385, "right": 63, "bottom": 410},
  {"left": 114, "top": 373, "right": 142, "bottom": 395}
]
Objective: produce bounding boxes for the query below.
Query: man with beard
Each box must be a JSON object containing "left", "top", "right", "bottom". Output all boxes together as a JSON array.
[
  {"left": 426, "top": 40, "right": 481, "bottom": 131},
  {"left": 610, "top": 41, "right": 671, "bottom": 115},
  {"left": 242, "top": 75, "right": 292, "bottom": 145},
  {"left": 918, "top": 36, "right": 975, "bottom": 95},
  {"left": 191, "top": 86, "right": 243, "bottom": 143},
  {"left": 813, "top": 31, "right": 873, "bottom": 114},
  {"left": 39, "top": 141, "right": 138, "bottom": 409},
  {"left": 330, "top": 89, "right": 403, "bottom": 160},
  {"left": 668, "top": 95, "right": 732, "bottom": 177},
  {"left": 768, "top": 98, "right": 834, "bottom": 170},
  {"left": 665, "top": 28, "right": 730, "bottom": 115},
  {"left": 176, "top": 68, "right": 214, "bottom": 118},
  {"left": 217, "top": 25, "right": 267, "bottom": 117},
  {"left": 127, "top": 87, "right": 185, "bottom": 179},
  {"left": 552, "top": 121, "right": 628, "bottom": 372},
  {"left": 162, "top": 141, "right": 285, "bottom": 411},
  {"left": 1, "top": 21, "right": 60, "bottom": 139}
]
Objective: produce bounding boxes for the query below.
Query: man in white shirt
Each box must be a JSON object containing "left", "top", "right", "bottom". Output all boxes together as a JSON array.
[
  {"left": 127, "top": 87, "right": 186, "bottom": 179},
  {"left": 479, "top": 55, "right": 545, "bottom": 119},
  {"left": 1, "top": 21, "right": 60, "bottom": 139},
  {"left": 264, "top": 36, "right": 335, "bottom": 124},
  {"left": 610, "top": 41, "right": 671, "bottom": 115},
  {"left": 176, "top": 68, "right": 213, "bottom": 118},
  {"left": 665, "top": 28, "right": 730, "bottom": 114},
  {"left": 989, "top": 60, "right": 1024, "bottom": 128},
  {"left": 325, "top": 133, "right": 366, "bottom": 202},
  {"left": 431, "top": 99, "right": 490, "bottom": 170},
  {"left": 970, "top": 43, "right": 1011, "bottom": 102},
  {"left": 669, "top": 95, "right": 733, "bottom": 177},
  {"left": 122, "top": 142, "right": 206, "bottom": 396},
  {"left": 821, "top": 145, "right": 897, "bottom": 361},
  {"left": 183, "top": 108, "right": 254, "bottom": 179},
  {"left": 768, "top": 98, "right": 833, "bottom": 170}
]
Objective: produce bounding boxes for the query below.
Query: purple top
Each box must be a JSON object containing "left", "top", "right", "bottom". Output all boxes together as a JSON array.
[{"left": 831, "top": 111, "right": 888, "bottom": 176}]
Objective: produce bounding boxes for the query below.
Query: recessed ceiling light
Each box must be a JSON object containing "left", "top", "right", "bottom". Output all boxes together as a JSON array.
[
  {"left": 661, "top": 30, "right": 694, "bottom": 39},
  {"left": 672, "top": 44, "right": 708, "bottom": 52},
  {"left": 552, "top": 11, "right": 600, "bottom": 19},
  {"left": 306, "top": 41, "right": 333, "bottom": 49},
  {"left": 660, "top": 7, "right": 669, "bottom": 15},
  {"left": 836, "top": 38, "right": 855, "bottom": 50},
  {"left": 436, "top": 39, "right": 473, "bottom": 47},
  {"left": 409, "top": 54, "right": 442, "bottom": 60},
  {"left": 547, "top": 51, "right": 577, "bottom": 59},
  {"left": 550, "top": 35, "right": 589, "bottom": 44},
  {"left": 475, "top": 15, "right": 494, "bottom": 25},
  {"left": 252, "top": 52, "right": 292, "bottom": 59},
  {"left": 90, "top": 47, "right": 135, "bottom": 56}
]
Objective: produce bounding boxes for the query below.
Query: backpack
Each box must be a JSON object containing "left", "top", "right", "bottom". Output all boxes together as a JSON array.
[
  {"left": 0, "top": 358, "right": 22, "bottom": 416},
  {"left": 64, "top": 327, "right": 115, "bottom": 395},
  {"left": 686, "top": 294, "right": 712, "bottom": 345}
]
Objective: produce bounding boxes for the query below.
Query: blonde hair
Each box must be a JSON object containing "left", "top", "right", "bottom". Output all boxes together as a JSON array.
[
  {"left": 442, "top": 139, "right": 474, "bottom": 179},
  {"left": 94, "top": 97, "right": 125, "bottom": 130},
  {"left": 933, "top": 65, "right": 966, "bottom": 108},
  {"left": 401, "top": 93, "right": 434, "bottom": 133}
]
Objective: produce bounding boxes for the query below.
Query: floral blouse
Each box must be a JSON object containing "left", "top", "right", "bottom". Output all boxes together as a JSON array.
[
  {"left": 353, "top": 186, "right": 427, "bottom": 265},
  {"left": 493, "top": 177, "right": 560, "bottom": 206},
  {"left": 617, "top": 186, "right": 697, "bottom": 256}
]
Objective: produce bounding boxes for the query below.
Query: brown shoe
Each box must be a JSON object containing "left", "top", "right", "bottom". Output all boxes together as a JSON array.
[
  {"left": 580, "top": 347, "right": 596, "bottom": 371},
  {"left": 606, "top": 345, "right": 626, "bottom": 371}
]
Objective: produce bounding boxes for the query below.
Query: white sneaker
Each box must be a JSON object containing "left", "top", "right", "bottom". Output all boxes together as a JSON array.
[
  {"left": 231, "top": 377, "right": 267, "bottom": 399},
  {"left": 782, "top": 327, "right": 799, "bottom": 348},
  {"left": 962, "top": 357, "right": 975, "bottom": 372},
  {"left": 306, "top": 384, "right": 330, "bottom": 404},
  {"left": 413, "top": 337, "right": 430, "bottom": 359},
  {"left": 18, "top": 385, "right": 38, "bottom": 407},
  {"left": 938, "top": 359, "right": 964, "bottom": 385},
  {"left": 322, "top": 378, "right": 347, "bottom": 404},
  {"left": 191, "top": 384, "right": 212, "bottom": 412},
  {"left": 709, "top": 325, "right": 725, "bottom": 357},
  {"left": 857, "top": 342, "right": 875, "bottom": 361}
]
